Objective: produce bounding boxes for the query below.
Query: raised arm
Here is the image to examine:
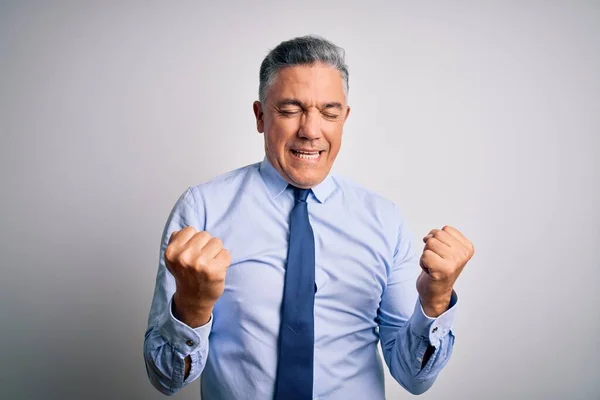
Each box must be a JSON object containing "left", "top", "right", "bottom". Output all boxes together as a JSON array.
[
  {"left": 378, "top": 209, "right": 472, "bottom": 395},
  {"left": 143, "top": 188, "right": 230, "bottom": 395}
]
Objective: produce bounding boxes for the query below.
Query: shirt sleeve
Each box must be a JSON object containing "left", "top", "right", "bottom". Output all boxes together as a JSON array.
[
  {"left": 377, "top": 205, "right": 458, "bottom": 395},
  {"left": 143, "top": 187, "right": 212, "bottom": 395}
]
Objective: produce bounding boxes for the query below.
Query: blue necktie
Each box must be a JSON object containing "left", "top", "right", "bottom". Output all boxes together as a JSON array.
[{"left": 274, "top": 186, "right": 315, "bottom": 400}]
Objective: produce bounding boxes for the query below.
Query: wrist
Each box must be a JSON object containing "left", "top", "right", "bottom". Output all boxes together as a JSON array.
[
  {"left": 173, "top": 292, "right": 214, "bottom": 328},
  {"left": 420, "top": 291, "right": 453, "bottom": 318}
]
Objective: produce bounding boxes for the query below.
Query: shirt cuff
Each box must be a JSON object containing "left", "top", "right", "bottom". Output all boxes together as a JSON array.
[
  {"left": 157, "top": 296, "right": 213, "bottom": 356},
  {"left": 409, "top": 290, "right": 458, "bottom": 348}
]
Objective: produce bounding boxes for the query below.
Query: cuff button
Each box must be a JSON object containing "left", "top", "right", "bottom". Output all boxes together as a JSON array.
[{"left": 186, "top": 340, "right": 194, "bottom": 346}]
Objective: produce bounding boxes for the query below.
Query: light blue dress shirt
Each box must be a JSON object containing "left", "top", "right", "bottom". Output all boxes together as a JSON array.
[{"left": 144, "top": 157, "right": 458, "bottom": 399}]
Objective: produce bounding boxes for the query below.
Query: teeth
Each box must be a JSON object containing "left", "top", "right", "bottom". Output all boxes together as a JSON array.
[{"left": 293, "top": 150, "right": 319, "bottom": 160}]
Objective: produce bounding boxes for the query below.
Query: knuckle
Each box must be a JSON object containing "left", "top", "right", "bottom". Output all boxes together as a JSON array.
[
  {"left": 181, "top": 226, "right": 197, "bottom": 234},
  {"left": 180, "top": 250, "right": 199, "bottom": 268},
  {"left": 428, "top": 270, "right": 442, "bottom": 281},
  {"left": 469, "top": 241, "right": 475, "bottom": 254},
  {"left": 221, "top": 252, "right": 232, "bottom": 267},
  {"left": 223, "top": 248, "right": 231, "bottom": 260},
  {"left": 197, "top": 230, "right": 212, "bottom": 240},
  {"left": 193, "top": 256, "right": 210, "bottom": 270},
  {"left": 210, "top": 236, "right": 223, "bottom": 248},
  {"left": 164, "top": 246, "right": 175, "bottom": 262},
  {"left": 462, "top": 248, "right": 470, "bottom": 259},
  {"left": 217, "top": 247, "right": 229, "bottom": 259}
]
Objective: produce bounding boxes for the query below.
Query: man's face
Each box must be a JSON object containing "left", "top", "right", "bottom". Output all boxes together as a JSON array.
[{"left": 253, "top": 64, "right": 350, "bottom": 189}]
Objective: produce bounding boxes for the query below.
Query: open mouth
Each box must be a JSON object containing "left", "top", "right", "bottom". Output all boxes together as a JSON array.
[{"left": 291, "top": 149, "right": 323, "bottom": 160}]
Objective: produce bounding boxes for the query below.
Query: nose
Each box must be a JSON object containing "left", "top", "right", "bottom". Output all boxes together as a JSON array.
[{"left": 298, "top": 109, "right": 322, "bottom": 140}]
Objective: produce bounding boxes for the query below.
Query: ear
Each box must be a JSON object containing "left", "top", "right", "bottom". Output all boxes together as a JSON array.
[
  {"left": 343, "top": 105, "right": 351, "bottom": 123},
  {"left": 253, "top": 101, "right": 264, "bottom": 133}
]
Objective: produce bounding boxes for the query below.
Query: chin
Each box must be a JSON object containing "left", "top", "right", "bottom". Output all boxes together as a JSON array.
[{"left": 289, "top": 172, "right": 325, "bottom": 188}]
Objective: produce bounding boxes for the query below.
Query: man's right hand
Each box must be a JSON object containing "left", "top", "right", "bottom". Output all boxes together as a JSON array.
[{"left": 164, "top": 227, "right": 231, "bottom": 327}]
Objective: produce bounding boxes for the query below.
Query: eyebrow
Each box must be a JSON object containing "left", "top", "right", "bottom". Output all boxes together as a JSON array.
[
  {"left": 322, "top": 102, "right": 343, "bottom": 110},
  {"left": 274, "top": 99, "right": 344, "bottom": 111}
]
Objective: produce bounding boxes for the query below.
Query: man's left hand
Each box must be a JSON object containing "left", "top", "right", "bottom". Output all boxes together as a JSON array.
[{"left": 417, "top": 225, "right": 475, "bottom": 317}]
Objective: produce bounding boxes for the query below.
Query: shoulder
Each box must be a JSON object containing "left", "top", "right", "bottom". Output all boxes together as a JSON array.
[
  {"left": 331, "top": 173, "right": 402, "bottom": 219},
  {"left": 330, "top": 173, "right": 412, "bottom": 238},
  {"left": 170, "top": 162, "right": 260, "bottom": 228},
  {"left": 186, "top": 161, "right": 260, "bottom": 202}
]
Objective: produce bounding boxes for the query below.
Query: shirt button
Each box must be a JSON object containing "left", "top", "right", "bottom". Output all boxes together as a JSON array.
[
  {"left": 416, "top": 357, "right": 423, "bottom": 362},
  {"left": 186, "top": 340, "right": 194, "bottom": 346},
  {"left": 432, "top": 327, "right": 438, "bottom": 333}
]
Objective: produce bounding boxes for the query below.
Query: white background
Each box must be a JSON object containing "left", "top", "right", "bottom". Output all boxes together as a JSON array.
[{"left": 1, "top": 1, "right": 598, "bottom": 399}]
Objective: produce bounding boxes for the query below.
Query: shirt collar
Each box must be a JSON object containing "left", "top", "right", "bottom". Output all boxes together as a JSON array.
[
  {"left": 259, "top": 156, "right": 336, "bottom": 204},
  {"left": 310, "top": 169, "right": 336, "bottom": 204},
  {"left": 259, "top": 156, "right": 289, "bottom": 200}
]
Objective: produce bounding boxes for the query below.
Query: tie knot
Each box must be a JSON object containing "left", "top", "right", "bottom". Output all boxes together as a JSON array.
[{"left": 292, "top": 186, "right": 311, "bottom": 202}]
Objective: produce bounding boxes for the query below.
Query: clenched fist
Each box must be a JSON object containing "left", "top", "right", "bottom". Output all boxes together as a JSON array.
[
  {"left": 165, "top": 227, "right": 231, "bottom": 327},
  {"left": 417, "top": 225, "right": 474, "bottom": 317}
]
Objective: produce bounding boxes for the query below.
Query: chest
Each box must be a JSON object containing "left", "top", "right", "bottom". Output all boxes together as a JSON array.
[{"left": 206, "top": 194, "right": 390, "bottom": 329}]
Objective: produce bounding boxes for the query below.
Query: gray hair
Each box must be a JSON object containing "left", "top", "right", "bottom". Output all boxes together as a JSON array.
[{"left": 258, "top": 35, "right": 349, "bottom": 104}]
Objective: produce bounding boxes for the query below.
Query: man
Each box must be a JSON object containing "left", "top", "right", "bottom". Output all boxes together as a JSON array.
[{"left": 144, "top": 35, "right": 474, "bottom": 399}]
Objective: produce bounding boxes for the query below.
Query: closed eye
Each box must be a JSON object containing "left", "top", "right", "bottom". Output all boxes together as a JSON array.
[
  {"left": 322, "top": 112, "right": 340, "bottom": 120},
  {"left": 278, "top": 109, "right": 302, "bottom": 117},
  {"left": 321, "top": 102, "right": 343, "bottom": 120}
]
